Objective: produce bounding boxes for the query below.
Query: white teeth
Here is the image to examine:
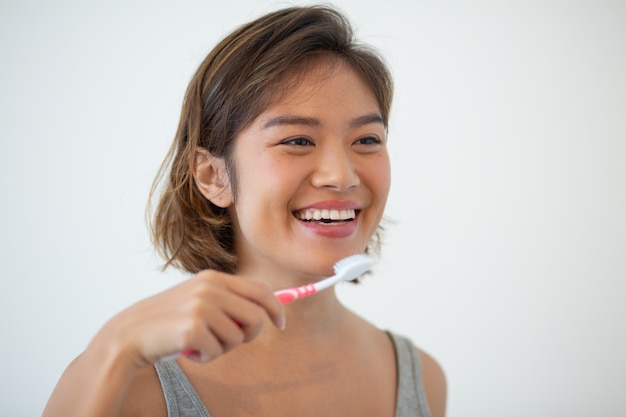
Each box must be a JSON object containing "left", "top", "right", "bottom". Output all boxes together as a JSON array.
[{"left": 295, "top": 208, "right": 356, "bottom": 221}]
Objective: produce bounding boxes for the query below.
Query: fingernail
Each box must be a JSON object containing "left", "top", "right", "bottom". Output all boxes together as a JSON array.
[{"left": 278, "top": 315, "right": 286, "bottom": 330}]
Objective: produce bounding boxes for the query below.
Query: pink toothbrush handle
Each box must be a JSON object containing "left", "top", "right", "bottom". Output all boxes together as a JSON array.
[
  {"left": 181, "top": 348, "right": 198, "bottom": 357},
  {"left": 275, "top": 290, "right": 298, "bottom": 303},
  {"left": 274, "top": 283, "right": 317, "bottom": 304}
]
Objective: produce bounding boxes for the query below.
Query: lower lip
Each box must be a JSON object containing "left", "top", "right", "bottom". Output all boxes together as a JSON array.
[{"left": 296, "top": 218, "right": 358, "bottom": 238}]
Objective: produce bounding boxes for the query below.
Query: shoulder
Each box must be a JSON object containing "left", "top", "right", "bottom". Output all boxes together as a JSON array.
[
  {"left": 418, "top": 349, "right": 447, "bottom": 417},
  {"left": 119, "top": 365, "right": 168, "bottom": 417}
]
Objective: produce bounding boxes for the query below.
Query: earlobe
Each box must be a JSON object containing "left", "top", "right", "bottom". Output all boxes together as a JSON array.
[{"left": 193, "top": 149, "right": 233, "bottom": 208}]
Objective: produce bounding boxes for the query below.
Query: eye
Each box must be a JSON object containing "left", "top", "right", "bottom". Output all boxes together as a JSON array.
[
  {"left": 353, "top": 135, "right": 382, "bottom": 146},
  {"left": 279, "top": 136, "right": 314, "bottom": 147}
]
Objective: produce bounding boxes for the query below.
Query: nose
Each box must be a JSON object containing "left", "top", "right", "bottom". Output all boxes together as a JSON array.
[{"left": 310, "top": 144, "right": 360, "bottom": 191}]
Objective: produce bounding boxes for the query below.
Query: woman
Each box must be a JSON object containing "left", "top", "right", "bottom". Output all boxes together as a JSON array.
[{"left": 43, "top": 5, "right": 446, "bottom": 417}]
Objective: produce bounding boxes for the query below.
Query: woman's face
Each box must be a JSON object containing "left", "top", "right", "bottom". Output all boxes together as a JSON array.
[{"left": 230, "top": 61, "right": 391, "bottom": 281}]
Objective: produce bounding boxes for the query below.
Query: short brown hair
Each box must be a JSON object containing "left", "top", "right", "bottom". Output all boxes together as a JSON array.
[{"left": 149, "top": 5, "right": 393, "bottom": 274}]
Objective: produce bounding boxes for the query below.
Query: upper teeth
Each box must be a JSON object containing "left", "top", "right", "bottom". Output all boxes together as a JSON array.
[{"left": 295, "top": 208, "right": 356, "bottom": 221}]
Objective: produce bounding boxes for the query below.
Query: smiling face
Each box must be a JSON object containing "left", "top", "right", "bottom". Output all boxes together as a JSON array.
[{"left": 225, "top": 60, "right": 391, "bottom": 281}]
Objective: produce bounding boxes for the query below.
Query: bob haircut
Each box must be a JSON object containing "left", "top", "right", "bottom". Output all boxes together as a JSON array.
[{"left": 149, "top": 5, "right": 394, "bottom": 274}]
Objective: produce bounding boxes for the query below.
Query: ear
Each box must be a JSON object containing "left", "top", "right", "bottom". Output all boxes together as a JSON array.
[{"left": 193, "top": 148, "right": 233, "bottom": 208}]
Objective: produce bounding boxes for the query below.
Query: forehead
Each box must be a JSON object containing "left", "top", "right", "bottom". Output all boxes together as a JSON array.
[{"left": 260, "top": 59, "right": 380, "bottom": 116}]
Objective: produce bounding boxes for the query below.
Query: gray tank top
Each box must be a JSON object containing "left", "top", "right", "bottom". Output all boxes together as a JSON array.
[{"left": 154, "top": 331, "right": 431, "bottom": 417}]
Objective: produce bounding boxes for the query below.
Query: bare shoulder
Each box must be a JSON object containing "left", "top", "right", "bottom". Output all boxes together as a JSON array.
[
  {"left": 119, "top": 365, "right": 167, "bottom": 417},
  {"left": 418, "top": 349, "right": 447, "bottom": 417}
]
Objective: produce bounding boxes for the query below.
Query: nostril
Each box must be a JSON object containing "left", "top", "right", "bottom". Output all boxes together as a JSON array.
[{"left": 311, "top": 164, "right": 360, "bottom": 190}]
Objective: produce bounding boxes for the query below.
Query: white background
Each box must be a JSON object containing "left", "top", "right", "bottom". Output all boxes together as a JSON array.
[{"left": 1, "top": 0, "right": 625, "bottom": 416}]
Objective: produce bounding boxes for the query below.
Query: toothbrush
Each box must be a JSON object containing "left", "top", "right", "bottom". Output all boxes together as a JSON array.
[
  {"left": 161, "top": 254, "right": 373, "bottom": 361},
  {"left": 273, "top": 253, "right": 373, "bottom": 303}
]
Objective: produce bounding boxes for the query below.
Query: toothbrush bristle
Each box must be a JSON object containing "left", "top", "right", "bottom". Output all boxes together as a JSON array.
[{"left": 333, "top": 254, "right": 374, "bottom": 280}]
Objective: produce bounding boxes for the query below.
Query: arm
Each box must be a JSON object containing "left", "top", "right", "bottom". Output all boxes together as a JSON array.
[
  {"left": 42, "top": 336, "right": 138, "bottom": 417},
  {"left": 42, "top": 271, "right": 285, "bottom": 417}
]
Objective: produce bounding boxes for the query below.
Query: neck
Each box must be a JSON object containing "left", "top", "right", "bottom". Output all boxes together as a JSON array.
[
  {"left": 235, "top": 253, "right": 338, "bottom": 292},
  {"left": 269, "top": 288, "right": 350, "bottom": 339}
]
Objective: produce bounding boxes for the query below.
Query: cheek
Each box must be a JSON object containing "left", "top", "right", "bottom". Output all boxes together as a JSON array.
[
  {"left": 232, "top": 154, "right": 299, "bottom": 213},
  {"left": 370, "top": 154, "right": 392, "bottom": 200}
]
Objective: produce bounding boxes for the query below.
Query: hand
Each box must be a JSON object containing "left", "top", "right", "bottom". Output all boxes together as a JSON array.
[{"left": 92, "top": 270, "right": 285, "bottom": 368}]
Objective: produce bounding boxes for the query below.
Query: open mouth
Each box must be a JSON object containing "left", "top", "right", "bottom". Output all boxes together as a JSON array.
[{"left": 293, "top": 208, "right": 357, "bottom": 224}]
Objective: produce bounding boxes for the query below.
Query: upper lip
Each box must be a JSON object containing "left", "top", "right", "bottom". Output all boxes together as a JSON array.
[{"left": 294, "top": 200, "right": 360, "bottom": 211}]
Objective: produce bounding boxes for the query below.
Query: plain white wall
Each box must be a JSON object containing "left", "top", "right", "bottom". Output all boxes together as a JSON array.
[{"left": 1, "top": 0, "right": 625, "bottom": 416}]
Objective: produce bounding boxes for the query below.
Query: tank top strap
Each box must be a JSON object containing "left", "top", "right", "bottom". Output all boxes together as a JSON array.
[
  {"left": 386, "top": 331, "right": 432, "bottom": 417},
  {"left": 154, "top": 359, "right": 212, "bottom": 417}
]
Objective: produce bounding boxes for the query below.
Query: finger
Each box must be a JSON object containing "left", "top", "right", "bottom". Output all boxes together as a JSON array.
[
  {"left": 226, "top": 279, "right": 286, "bottom": 330},
  {"left": 205, "top": 289, "right": 272, "bottom": 342},
  {"left": 187, "top": 330, "right": 224, "bottom": 363},
  {"left": 201, "top": 304, "right": 246, "bottom": 352},
  {"left": 181, "top": 282, "right": 263, "bottom": 348},
  {"left": 224, "top": 302, "right": 270, "bottom": 342}
]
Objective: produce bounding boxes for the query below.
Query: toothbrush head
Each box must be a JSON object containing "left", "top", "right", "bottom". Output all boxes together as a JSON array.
[{"left": 333, "top": 254, "right": 374, "bottom": 282}]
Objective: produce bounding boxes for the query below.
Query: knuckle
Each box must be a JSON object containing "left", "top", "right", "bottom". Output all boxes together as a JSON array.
[
  {"left": 181, "top": 297, "right": 206, "bottom": 317},
  {"left": 180, "top": 318, "right": 202, "bottom": 341},
  {"left": 194, "top": 270, "right": 226, "bottom": 288}
]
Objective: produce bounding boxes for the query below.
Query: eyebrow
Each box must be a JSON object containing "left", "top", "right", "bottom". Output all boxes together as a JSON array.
[
  {"left": 262, "top": 116, "right": 321, "bottom": 129},
  {"left": 349, "top": 113, "right": 385, "bottom": 129},
  {"left": 261, "top": 112, "right": 385, "bottom": 130}
]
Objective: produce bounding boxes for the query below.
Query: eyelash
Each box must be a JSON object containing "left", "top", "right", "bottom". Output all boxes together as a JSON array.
[
  {"left": 280, "top": 137, "right": 313, "bottom": 146},
  {"left": 354, "top": 135, "right": 382, "bottom": 146}
]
